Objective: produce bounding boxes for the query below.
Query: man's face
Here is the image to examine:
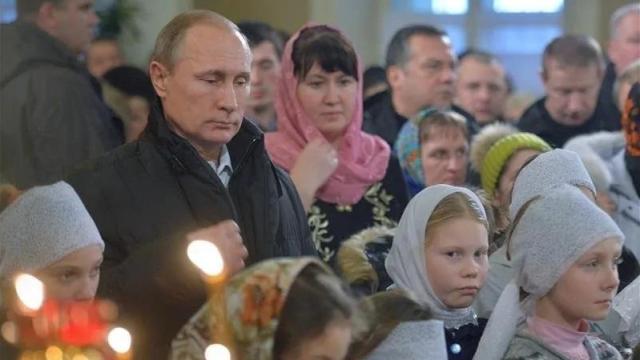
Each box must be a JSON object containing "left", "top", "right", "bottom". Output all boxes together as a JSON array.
[
  {"left": 609, "top": 12, "right": 640, "bottom": 73},
  {"left": 248, "top": 41, "right": 281, "bottom": 112},
  {"left": 455, "top": 57, "right": 509, "bottom": 124},
  {"left": 543, "top": 59, "right": 602, "bottom": 126},
  {"left": 150, "top": 24, "right": 251, "bottom": 155},
  {"left": 390, "top": 34, "right": 456, "bottom": 115},
  {"left": 86, "top": 40, "right": 124, "bottom": 78},
  {"left": 52, "top": 0, "right": 99, "bottom": 55}
]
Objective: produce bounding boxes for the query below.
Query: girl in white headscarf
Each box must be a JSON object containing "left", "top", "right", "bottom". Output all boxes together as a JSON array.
[
  {"left": 0, "top": 181, "right": 104, "bottom": 301},
  {"left": 386, "top": 184, "right": 490, "bottom": 359},
  {"left": 474, "top": 185, "right": 624, "bottom": 360}
]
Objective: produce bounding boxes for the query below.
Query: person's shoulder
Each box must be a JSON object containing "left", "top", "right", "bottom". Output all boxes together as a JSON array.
[
  {"left": 364, "top": 90, "right": 390, "bottom": 112},
  {"left": 517, "top": 98, "right": 547, "bottom": 129},
  {"left": 67, "top": 141, "right": 154, "bottom": 185},
  {"left": 503, "top": 332, "right": 559, "bottom": 360},
  {"left": 587, "top": 335, "right": 623, "bottom": 360}
]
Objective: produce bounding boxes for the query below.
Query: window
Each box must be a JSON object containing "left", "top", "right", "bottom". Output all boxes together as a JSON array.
[
  {"left": 385, "top": 0, "right": 565, "bottom": 95},
  {"left": 493, "top": 0, "right": 564, "bottom": 13},
  {"left": 0, "top": 0, "right": 16, "bottom": 23},
  {"left": 432, "top": 0, "right": 468, "bottom": 15}
]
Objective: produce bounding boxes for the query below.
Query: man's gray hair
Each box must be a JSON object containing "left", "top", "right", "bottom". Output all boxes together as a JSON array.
[
  {"left": 610, "top": 3, "right": 640, "bottom": 39},
  {"left": 150, "top": 9, "right": 247, "bottom": 70}
]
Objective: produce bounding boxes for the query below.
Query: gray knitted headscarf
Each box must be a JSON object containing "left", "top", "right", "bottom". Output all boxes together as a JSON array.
[
  {"left": 386, "top": 184, "right": 488, "bottom": 330},
  {"left": 474, "top": 185, "right": 624, "bottom": 360},
  {"left": 509, "top": 149, "right": 595, "bottom": 219},
  {"left": 0, "top": 181, "right": 104, "bottom": 278},
  {"left": 365, "top": 320, "right": 448, "bottom": 360}
]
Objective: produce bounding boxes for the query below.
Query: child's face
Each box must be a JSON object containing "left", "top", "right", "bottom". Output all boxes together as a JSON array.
[
  {"left": 35, "top": 245, "right": 103, "bottom": 302},
  {"left": 424, "top": 218, "right": 489, "bottom": 308},
  {"left": 281, "top": 319, "right": 352, "bottom": 360},
  {"left": 539, "top": 237, "right": 622, "bottom": 327}
]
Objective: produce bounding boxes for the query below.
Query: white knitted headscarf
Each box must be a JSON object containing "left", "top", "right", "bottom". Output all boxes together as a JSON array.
[
  {"left": 509, "top": 149, "right": 595, "bottom": 219},
  {"left": 385, "top": 184, "right": 488, "bottom": 329},
  {"left": 474, "top": 185, "right": 624, "bottom": 360},
  {"left": 0, "top": 181, "right": 104, "bottom": 278}
]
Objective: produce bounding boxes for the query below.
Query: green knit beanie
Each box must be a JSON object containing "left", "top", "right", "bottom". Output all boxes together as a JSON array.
[{"left": 481, "top": 133, "right": 551, "bottom": 197}]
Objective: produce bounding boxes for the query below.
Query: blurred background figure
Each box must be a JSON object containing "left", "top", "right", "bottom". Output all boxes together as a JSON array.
[
  {"left": 364, "top": 24, "right": 477, "bottom": 148},
  {"left": 518, "top": 34, "right": 617, "bottom": 147},
  {"left": 101, "top": 65, "right": 155, "bottom": 142},
  {"left": 86, "top": 37, "right": 124, "bottom": 79},
  {"left": 363, "top": 65, "right": 388, "bottom": 100},
  {"left": 598, "top": 3, "right": 640, "bottom": 128},
  {"left": 238, "top": 20, "right": 284, "bottom": 132},
  {"left": 455, "top": 49, "right": 510, "bottom": 126}
]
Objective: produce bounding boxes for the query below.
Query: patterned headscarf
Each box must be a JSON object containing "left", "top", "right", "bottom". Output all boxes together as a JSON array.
[
  {"left": 621, "top": 82, "right": 640, "bottom": 157},
  {"left": 265, "top": 24, "right": 390, "bottom": 205},
  {"left": 170, "top": 257, "right": 334, "bottom": 360}
]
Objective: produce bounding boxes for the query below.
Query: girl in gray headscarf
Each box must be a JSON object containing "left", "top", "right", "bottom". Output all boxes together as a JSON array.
[
  {"left": 385, "top": 184, "right": 490, "bottom": 359},
  {"left": 0, "top": 181, "right": 104, "bottom": 301},
  {"left": 474, "top": 185, "right": 624, "bottom": 360}
]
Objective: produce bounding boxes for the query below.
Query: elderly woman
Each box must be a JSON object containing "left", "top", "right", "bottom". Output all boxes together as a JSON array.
[{"left": 265, "top": 24, "right": 408, "bottom": 265}]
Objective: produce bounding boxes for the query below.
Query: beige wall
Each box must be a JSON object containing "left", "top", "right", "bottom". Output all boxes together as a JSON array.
[
  {"left": 193, "top": 0, "right": 310, "bottom": 34},
  {"left": 120, "top": 0, "right": 194, "bottom": 67},
  {"left": 193, "top": 0, "right": 388, "bottom": 66},
  {"left": 122, "top": 0, "right": 635, "bottom": 69},
  {"left": 564, "top": 0, "right": 635, "bottom": 49}
]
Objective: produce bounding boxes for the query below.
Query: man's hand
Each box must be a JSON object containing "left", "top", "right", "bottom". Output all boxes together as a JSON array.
[{"left": 186, "top": 220, "right": 249, "bottom": 276}]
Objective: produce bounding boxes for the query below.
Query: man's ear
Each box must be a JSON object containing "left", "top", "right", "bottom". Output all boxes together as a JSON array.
[
  {"left": 149, "top": 61, "right": 169, "bottom": 98},
  {"left": 35, "top": 2, "right": 59, "bottom": 30},
  {"left": 387, "top": 65, "right": 403, "bottom": 90}
]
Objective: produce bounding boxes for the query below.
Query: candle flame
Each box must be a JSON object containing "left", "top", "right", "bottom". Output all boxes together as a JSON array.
[
  {"left": 205, "top": 344, "right": 231, "bottom": 360},
  {"left": 187, "top": 240, "right": 224, "bottom": 276},
  {"left": 14, "top": 273, "right": 44, "bottom": 311},
  {"left": 107, "top": 327, "right": 132, "bottom": 354}
]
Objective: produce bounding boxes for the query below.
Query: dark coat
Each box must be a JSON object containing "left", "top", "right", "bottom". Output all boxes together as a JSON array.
[
  {"left": 0, "top": 21, "right": 121, "bottom": 188},
  {"left": 596, "top": 62, "right": 622, "bottom": 131},
  {"left": 66, "top": 102, "right": 316, "bottom": 359},
  {"left": 517, "top": 97, "right": 619, "bottom": 148},
  {"left": 362, "top": 90, "right": 479, "bottom": 148}
]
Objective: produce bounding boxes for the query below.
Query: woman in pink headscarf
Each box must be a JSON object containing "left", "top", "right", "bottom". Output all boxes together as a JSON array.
[{"left": 265, "top": 24, "right": 408, "bottom": 265}]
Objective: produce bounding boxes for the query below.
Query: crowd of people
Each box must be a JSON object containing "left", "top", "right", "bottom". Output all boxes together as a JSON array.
[{"left": 0, "top": 0, "right": 639, "bottom": 359}]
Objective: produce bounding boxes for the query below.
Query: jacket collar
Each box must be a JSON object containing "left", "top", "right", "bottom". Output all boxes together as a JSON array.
[{"left": 144, "top": 98, "right": 264, "bottom": 175}]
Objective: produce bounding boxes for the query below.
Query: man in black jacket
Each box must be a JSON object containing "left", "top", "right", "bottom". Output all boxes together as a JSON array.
[
  {"left": 0, "top": 0, "right": 122, "bottom": 188},
  {"left": 66, "top": 10, "right": 315, "bottom": 359},
  {"left": 363, "top": 24, "right": 478, "bottom": 148},
  {"left": 518, "top": 34, "right": 619, "bottom": 148}
]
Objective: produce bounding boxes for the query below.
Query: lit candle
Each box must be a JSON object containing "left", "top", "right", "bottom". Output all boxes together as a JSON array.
[
  {"left": 14, "top": 274, "right": 44, "bottom": 314},
  {"left": 107, "top": 326, "right": 132, "bottom": 360},
  {"left": 187, "top": 240, "right": 236, "bottom": 358}
]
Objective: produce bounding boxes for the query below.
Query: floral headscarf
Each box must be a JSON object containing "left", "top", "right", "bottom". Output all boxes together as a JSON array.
[
  {"left": 621, "top": 82, "right": 640, "bottom": 157},
  {"left": 265, "top": 23, "right": 390, "bottom": 205},
  {"left": 170, "top": 257, "right": 333, "bottom": 360}
]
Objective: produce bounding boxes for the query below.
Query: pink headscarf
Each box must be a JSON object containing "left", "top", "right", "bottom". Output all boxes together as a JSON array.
[{"left": 265, "top": 23, "right": 390, "bottom": 205}]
